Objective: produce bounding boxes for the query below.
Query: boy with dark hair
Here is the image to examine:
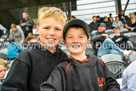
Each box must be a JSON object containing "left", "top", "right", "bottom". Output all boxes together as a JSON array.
[{"left": 40, "top": 19, "right": 120, "bottom": 91}]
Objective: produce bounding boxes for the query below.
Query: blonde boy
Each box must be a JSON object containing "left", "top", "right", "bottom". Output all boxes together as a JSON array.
[
  {"left": 0, "top": 58, "right": 7, "bottom": 89},
  {"left": 41, "top": 19, "right": 120, "bottom": 91},
  {"left": 1, "top": 7, "right": 67, "bottom": 91}
]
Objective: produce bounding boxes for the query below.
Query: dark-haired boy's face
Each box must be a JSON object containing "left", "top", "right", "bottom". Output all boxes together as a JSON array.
[{"left": 64, "top": 27, "right": 90, "bottom": 55}]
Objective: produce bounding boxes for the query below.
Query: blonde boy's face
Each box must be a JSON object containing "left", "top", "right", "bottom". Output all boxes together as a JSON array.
[
  {"left": 0, "top": 65, "right": 6, "bottom": 80},
  {"left": 37, "top": 17, "right": 64, "bottom": 48},
  {"left": 64, "top": 27, "right": 90, "bottom": 55}
]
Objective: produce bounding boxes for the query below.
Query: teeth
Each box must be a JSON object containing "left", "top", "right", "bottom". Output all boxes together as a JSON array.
[{"left": 48, "top": 39, "right": 54, "bottom": 41}]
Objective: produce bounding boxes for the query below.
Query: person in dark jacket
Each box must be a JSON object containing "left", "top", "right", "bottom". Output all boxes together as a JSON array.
[
  {"left": 89, "top": 16, "right": 100, "bottom": 32},
  {"left": 91, "top": 22, "right": 109, "bottom": 55},
  {"left": 118, "top": 10, "right": 129, "bottom": 24},
  {"left": 1, "top": 7, "right": 67, "bottom": 91},
  {"left": 40, "top": 19, "right": 120, "bottom": 91},
  {"left": 20, "top": 12, "right": 34, "bottom": 38},
  {"left": 97, "top": 26, "right": 133, "bottom": 60},
  {"left": 103, "top": 17, "right": 112, "bottom": 29}
]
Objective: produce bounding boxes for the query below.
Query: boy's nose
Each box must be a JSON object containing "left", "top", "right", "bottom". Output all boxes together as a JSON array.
[
  {"left": 73, "top": 38, "right": 79, "bottom": 42},
  {"left": 49, "top": 29, "right": 55, "bottom": 35}
]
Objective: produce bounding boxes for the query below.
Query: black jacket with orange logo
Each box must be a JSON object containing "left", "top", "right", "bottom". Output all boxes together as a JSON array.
[{"left": 41, "top": 55, "right": 120, "bottom": 91}]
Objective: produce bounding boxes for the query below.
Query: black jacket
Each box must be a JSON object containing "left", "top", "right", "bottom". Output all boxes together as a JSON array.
[
  {"left": 20, "top": 18, "right": 34, "bottom": 37},
  {"left": 41, "top": 55, "right": 120, "bottom": 91},
  {"left": 92, "top": 32, "right": 106, "bottom": 54},
  {"left": 1, "top": 43, "right": 67, "bottom": 91},
  {"left": 89, "top": 21, "right": 100, "bottom": 32},
  {"left": 112, "top": 34, "right": 129, "bottom": 49}
]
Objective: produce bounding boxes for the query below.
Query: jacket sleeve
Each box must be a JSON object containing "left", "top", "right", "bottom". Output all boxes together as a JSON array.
[
  {"left": 40, "top": 64, "right": 66, "bottom": 91},
  {"left": 1, "top": 59, "right": 29, "bottom": 91},
  {"left": 103, "top": 63, "right": 121, "bottom": 91},
  {"left": 92, "top": 34, "right": 103, "bottom": 42},
  {"left": 25, "top": 19, "right": 34, "bottom": 27}
]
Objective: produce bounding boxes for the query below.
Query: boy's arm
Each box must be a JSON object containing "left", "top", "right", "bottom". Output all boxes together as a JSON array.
[
  {"left": 1, "top": 59, "right": 29, "bottom": 91},
  {"left": 103, "top": 63, "right": 121, "bottom": 91},
  {"left": 40, "top": 65, "right": 66, "bottom": 91}
]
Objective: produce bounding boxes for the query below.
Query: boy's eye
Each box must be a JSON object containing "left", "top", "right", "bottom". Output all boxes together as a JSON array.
[
  {"left": 68, "top": 36, "right": 73, "bottom": 39},
  {"left": 55, "top": 28, "right": 61, "bottom": 31},
  {"left": 43, "top": 27, "right": 49, "bottom": 29},
  {"left": 79, "top": 36, "right": 84, "bottom": 38}
]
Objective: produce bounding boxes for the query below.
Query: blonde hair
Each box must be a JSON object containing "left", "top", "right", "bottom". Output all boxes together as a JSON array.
[
  {"left": 0, "top": 58, "right": 7, "bottom": 67},
  {"left": 38, "top": 7, "right": 66, "bottom": 25}
]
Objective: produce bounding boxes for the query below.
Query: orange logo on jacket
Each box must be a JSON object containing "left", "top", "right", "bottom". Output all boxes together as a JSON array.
[{"left": 97, "top": 77, "right": 105, "bottom": 87}]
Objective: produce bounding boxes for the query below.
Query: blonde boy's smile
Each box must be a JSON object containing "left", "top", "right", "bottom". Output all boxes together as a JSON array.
[{"left": 37, "top": 16, "right": 64, "bottom": 51}]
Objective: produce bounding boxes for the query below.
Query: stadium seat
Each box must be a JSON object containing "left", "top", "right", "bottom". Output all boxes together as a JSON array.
[
  {"left": 105, "top": 61, "right": 126, "bottom": 79},
  {"left": 101, "top": 54, "right": 122, "bottom": 63}
]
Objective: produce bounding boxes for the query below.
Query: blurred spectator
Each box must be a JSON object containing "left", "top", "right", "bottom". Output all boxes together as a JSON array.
[
  {"left": 10, "top": 24, "right": 24, "bottom": 44},
  {"left": 118, "top": 10, "right": 129, "bottom": 24},
  {"left": 20, "top": 12, "right": 34, "bottom": 38},
  {"left": 25, "top": 35, "right": 38, "bottom": 44},
  {"left": 32, "top": 24, "right": 38, "bottom": 36},
  {"left": 97, "top": 26, "right": 129, "bottom": 59},
  {"left": 103, "top": 17, "right": 112, "bottom": 29},
  {"left": 7, "top": 37, "right": 23, "bottom": 60},
  {"left": 125, "top": 13, "right": 136, "bottom": 32},
  {"left": 112, "top": 16, "right": 124, "bottom": 29},
  {"left": 96, "top": 15, "right": 102, "bottom": 23},
  {"left": 27, "top": 32, "right": 33, "bottom": 38},
  {"left": 108, "top": 13, "right": 114, "bottom": 23},
  {"left": 0, "top": 58, "right": 7, "bottom": 90},
  {"left": 70, "top": 15, "right": 76, "bottom": 20},
  {"left": 89, "top": 16, "right": 100, "bottom": 32},
  {"left": 92, "top": 22, "right": 109, "bottom": 55},
  {"left": 122, "top": 60, "right": 136, "bottom": 91}
]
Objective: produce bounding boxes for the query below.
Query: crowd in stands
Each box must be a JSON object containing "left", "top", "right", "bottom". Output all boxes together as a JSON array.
[{"left": 0, "top": 6, "right": 136, "bottom": 91}]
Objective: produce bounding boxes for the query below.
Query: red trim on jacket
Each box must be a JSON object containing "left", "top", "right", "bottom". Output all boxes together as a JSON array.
[
  {"left": 97, "top": 59, "right": 104, "bottom": 67},
  {"left": 65, "top": 63, "right": 72, "bottom": 77},
  {"left": 68, "top": 56, "right": 89, "bottom": 63}
]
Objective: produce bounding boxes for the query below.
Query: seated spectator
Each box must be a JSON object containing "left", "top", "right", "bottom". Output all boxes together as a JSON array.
[
  {"left": 32, "top": 23, "right": 38, "bottom": 36},
  {"left": 27, "top": 32, "right": 33, "bottom": 38},
  {"left": 112, "top": 16, "right": 124, "bottom": 29},
  {"left": 122, "top": 60, "right": 136, "bottom": 91},
  {"left": 96, "top": 15, "right": 101, "bottom": 23},
  {"left": 118, "top": 10, "right": 129, "bottom": 24},
  {"left": 103, "top": 17, "right": 112, "bottom": 29},
  {"left": 125, "top": 13, "right": 136, "bottom": 32},
  {"left": 25, "top": 35, "right": 39, "bottom": 44},
  {"left": 92, "top": 23, "right": 109, "bottom": 55},
  {"left": 108, "top": 13, "right": 114, "bottom": 23},
  {"left": 0, "top": 58, "right": 7, "bottom": 90},
  {"left": 7, "top": 37, "right": 23, "bottom": 60},
  {"left": 40, "top": 19, "right": 120, "bottom": 91},
  {"left": 97, "top": 26, "right": 132, "bottom": 60},
  {"left": 89, "top": 16, "right": 100, "bottom": 32},
  {"left": 10, "top": 24, "right": 24, "bottom": 44}
]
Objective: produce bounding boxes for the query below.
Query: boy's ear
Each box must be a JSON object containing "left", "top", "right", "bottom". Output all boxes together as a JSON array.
[
  {"left": 87, "top": 40, "right": 90, "bottom": 44},
  {"left": 63, "top": 40, "right": 66, "bottom": 45}
]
